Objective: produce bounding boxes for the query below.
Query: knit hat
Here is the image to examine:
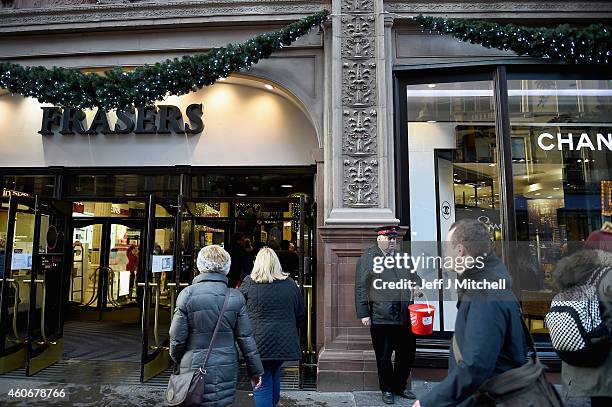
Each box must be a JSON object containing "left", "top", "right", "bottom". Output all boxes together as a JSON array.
[
  {"left": 585, "top": 229, "right": 612, "bottom": 253},
  {"left": 196, "top": 245, "right": 232, "bottom": 275}
]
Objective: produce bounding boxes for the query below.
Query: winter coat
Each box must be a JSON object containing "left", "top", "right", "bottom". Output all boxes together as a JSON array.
[
  {"left": 239, "top": 275, "right": 304, "bottom": 361},
  {"left": 553, "top": 249, "right": 612, "bottom": 398},
  {"left": 420, "top": 254, "right": 528, "bottom": 407},
  {"left": 169, "top": 272, "right": 264, "bottom": 407},
  {"left": 355, "top": 245, "right": 422, "bottom": 325}
]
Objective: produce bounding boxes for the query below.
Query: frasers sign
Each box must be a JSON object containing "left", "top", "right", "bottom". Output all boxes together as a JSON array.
[
  {"left": 38, "top": 104, "right": 204, "bottom": 136},
  {"left": 538, "top": 132, "right": 612, "bottom": 151}
]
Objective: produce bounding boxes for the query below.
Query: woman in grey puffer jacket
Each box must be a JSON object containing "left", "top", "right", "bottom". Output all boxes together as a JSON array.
[
  {"left": 553, "top": 233, "right": 612, "bottom": 407},
  {"left": 169, "top": 245, "right": 264, "bottom": 407}
]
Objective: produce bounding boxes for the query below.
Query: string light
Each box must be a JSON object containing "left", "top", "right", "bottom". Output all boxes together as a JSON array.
[{"left": 412, "top": 14, "right": 612, "bottom": 66}]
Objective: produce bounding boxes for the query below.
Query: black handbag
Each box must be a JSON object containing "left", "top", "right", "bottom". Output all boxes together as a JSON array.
[{"left": 166, "top": 288, "right": 231, "bottom": 406}]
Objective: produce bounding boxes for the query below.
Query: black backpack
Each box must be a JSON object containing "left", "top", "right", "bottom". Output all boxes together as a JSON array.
[{"left": 545, "top": 267, "right": 611, "bottom": 367}]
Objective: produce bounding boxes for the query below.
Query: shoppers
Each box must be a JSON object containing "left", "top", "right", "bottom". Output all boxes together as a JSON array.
[
  {"left": 239, "top": 247, "right": 305, "bottom": 407},
  {"left": 169, "top": 245, "right": 263, "bottom": 407},
  {"left": 413, "top": 219, "right": 527, "bottom": 407},
  {"left": 355, "top": 225, "right": 422, "bottom": 405},
  {"left": 553, "top": 230, "right": 612, "bottom": 407},
  {"left": 227, "top": 232, "right": 252, "bottom": 288},
  {"left": 276, "top": 239, "right": 299, "bottom": 278}
]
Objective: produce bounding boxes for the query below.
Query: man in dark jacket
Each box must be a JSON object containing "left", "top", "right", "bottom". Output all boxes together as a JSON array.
[
  {"left": 227, "top": 233, "right": 251, "bottom": 288},
  {"left": 355, "top": 225, "right": 422, "bottom": 404},
  {"left": 413, "top": 219, "right": 528, "bottom": 407}
]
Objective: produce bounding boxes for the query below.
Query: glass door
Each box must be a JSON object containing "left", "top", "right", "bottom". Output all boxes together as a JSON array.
[
  {"left": 403, "top": 78, "right": 500, "bottom": 334},
  {"left": 0, "top": 195, "right": 36, "bottom": 374},
  {"left": 71, "top": 219, "right": 144, "bottom": 320},
  {"left": 140, "top": 195, "right": 175, "bottom": 382},
  {"left": 25, "top": 198, "right": 72, "bottom": 376}
]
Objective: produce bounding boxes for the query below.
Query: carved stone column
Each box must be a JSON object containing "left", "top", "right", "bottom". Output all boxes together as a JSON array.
[
  {"left": 326, "top": 0, "right": 398, "bottom": 225},
  {"left": 316, "top": 0, "right": 399, "bottom": 391}
]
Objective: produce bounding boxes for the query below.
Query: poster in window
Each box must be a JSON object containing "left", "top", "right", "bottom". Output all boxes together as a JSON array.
[{"left": 602, "top": 180, "right": 612, "bottom": 217}]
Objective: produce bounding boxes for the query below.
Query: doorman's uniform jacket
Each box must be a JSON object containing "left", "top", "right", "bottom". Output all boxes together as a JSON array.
[{"left": 355, "top": 245, "right": 422, "bottom": 324}]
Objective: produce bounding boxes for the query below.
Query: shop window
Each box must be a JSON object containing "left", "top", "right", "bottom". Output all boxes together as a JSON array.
[
  {"left": 191, "top": 173, "right": 313, "bottom": 198},
  {"left": 64, "top": 174, "right": 179, "bottom": 198},
  {"left": 406, "top": 80, "right": 500, "bottom": 332},
  {"left": 509, "top": 77, "right": 612, "bottom": 333},
  {"left": 1, "top": 175, "right": 55, "bottom": 198}
]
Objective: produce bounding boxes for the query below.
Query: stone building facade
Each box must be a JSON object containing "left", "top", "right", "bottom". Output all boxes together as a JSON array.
[{"left": 2, "top": 0, "right": 612, "bottom": 391}]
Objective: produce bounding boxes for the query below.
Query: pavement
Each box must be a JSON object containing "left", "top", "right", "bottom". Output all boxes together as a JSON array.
[{"left": 0, "top": 377, "right": 592, "bottom": 406}]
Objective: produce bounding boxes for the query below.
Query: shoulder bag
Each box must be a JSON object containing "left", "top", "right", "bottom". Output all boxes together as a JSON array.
[
  {"left": 453, "top": 314, "right": 565, "bottom": 407},
  {"left": 166, "top": 288, "right": 231, "bottom": 406}
]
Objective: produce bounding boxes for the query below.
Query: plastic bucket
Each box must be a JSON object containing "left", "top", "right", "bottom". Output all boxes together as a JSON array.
[{"left": 409, "top": 299, "right": 436, "bottom": 336}]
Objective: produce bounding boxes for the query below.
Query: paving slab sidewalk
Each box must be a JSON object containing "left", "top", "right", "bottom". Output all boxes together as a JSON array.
[{"left": 0, "top": 378, "right": 591, "bottom": 406}]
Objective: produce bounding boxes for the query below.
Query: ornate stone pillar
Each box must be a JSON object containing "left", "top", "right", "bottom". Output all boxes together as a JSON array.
[
  {"left": 325, "top": 0, "right": 398, "bottom": 225},
  {"left": 317, "top": 0, "right": 399, "bottom": 391}
]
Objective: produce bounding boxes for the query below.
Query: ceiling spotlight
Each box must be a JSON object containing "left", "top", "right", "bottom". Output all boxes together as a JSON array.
[
  {"left": 236, "top": 193, "right": 247, "bottom": 197},
  {"left": 265, "top": 84, "right": 274, "bottom": 90},
  {"left": 281, "top": 184, "right": 293, "bottom": 188}
]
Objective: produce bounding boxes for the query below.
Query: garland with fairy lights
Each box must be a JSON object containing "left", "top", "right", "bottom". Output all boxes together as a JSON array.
[
  {"left": 0, "top": 10, "right": 329, "bottom": 110},
  {"left": 413, "top": 15, "right": 612, "bottom": 65}
]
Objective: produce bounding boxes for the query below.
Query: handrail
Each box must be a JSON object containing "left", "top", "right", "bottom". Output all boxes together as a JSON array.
[
  {"left": 82, "top": 266, "right": 100, "bottom": 307},
  {"left": 37, "top": 279, "right": 56, "bottom": 346},
  {"left": 24, "top": 279, "right": 56, "bottom": 346},
  {"left": 306, "top": 285, "right": 312, "bottom": 353},
  {"left": 138, "top": 282, "right": 167, "bottom": 351},
  {"left": 153, "top": 283, "right": 161, "bottom": 349},
  {"left": 6, "top": 279, "right": 24, "bottom": 343},
  {"left": 166, "top": 282, "right": 189, "bottom": 317},
  {"left": 104, "top": 266, "right": 121, "bottom": 307}
]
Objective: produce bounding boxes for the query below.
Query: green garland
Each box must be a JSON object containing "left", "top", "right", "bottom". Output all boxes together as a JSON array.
[
  {"left": 413, "top": 15, "right": 612, "bottom": 65},
  {"left": 0, "top": 10, "right": 329, "bottom": 110}
]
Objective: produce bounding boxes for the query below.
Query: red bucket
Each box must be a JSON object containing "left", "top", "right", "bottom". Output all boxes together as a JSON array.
[{"left": 409, "top": 302, "right": 436, "bottom": 336}]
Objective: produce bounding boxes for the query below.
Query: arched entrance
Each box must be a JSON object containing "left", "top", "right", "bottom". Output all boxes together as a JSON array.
[{"left": 0, "top": 76, "right": 321, "bottom": 386}]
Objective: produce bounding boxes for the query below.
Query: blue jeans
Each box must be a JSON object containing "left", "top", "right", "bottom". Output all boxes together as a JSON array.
[{"left": 253, "top": 360, "right": 283, "bottom": 407}]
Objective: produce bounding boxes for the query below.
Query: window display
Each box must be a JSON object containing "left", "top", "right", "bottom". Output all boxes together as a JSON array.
[{"left": 509, "top": 77, "right": 612, "bottom": 332}]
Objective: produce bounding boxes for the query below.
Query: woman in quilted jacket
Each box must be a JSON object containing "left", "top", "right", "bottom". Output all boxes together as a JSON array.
[
  {"left": 553, "top": 230, "right": 612, "bottom": 407},
  {"left": 240, "top": 247, "right": 305, "bottom": 407},
  {"left": 169, "top": 245, "right": 263, "bottom": 406}
]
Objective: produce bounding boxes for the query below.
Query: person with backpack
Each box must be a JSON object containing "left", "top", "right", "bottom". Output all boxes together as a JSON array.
[{"left": 550, "top": 231, "right": 612, "bottom": 407}]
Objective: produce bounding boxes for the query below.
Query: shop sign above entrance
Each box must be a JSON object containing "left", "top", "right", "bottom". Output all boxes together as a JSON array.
[
  {"left": 537, "top": 132, "right": 612, "bottom": 151},
  {"left": 38, "top": 104, "right": 204, "bottom": 136}
]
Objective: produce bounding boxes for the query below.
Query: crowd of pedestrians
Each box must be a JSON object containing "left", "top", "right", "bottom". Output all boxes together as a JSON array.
[{"left": 168, "top": 220, "right": 611, "bottom": 407}]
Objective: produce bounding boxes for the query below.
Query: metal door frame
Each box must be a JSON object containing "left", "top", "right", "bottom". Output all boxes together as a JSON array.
[
  {"left": 0, "top": 195, "right": 36, "bottom": 374},
  {"left": 177, "top": 195, "right": 317, "bottom": 388},
  {"left": 25, "top": 197, "right": 72, "bottom": 376},
  {"left": 71, "top": 217, "right": 145, "bottom": 319}
]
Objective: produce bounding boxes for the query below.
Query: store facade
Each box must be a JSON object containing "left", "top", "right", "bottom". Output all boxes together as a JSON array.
[{"left": 1, "top": 0, "right": 612, "bottom": 392}]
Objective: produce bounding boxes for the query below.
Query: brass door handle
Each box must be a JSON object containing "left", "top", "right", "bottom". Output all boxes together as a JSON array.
[{"left": 11, "top": 280, "right": 24, "bottom": 343}]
